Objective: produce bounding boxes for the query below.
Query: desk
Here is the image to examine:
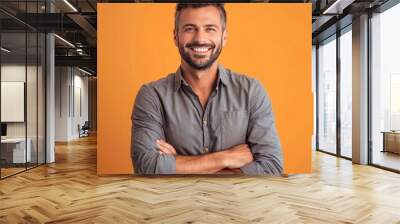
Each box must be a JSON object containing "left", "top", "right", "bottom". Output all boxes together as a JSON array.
[
  {"left": 381, "top": 131, "right": 400, "bottom": 154},
  {"left": 1, "top": 138, "right": 31, "bottom": 163}
]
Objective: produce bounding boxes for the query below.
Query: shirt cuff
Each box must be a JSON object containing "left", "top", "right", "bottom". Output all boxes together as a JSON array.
[
  {"left": 239, "top": 162, "right": 261, "bottom": 175},
  {"left": 155, "top": 154, "right": 176, "bottom": 174}
]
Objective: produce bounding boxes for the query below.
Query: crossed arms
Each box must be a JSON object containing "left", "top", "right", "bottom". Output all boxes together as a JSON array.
[
  {"left": 156, "top": 139, "right": 253, "bottom": 174},
  {"left": 131, "top": 82, "right": 283, "bottom": 175}
]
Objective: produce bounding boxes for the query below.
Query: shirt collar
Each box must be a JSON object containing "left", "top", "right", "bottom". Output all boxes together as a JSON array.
[{"left": 174, "top": 64, "right": 229, "bottom": 92}]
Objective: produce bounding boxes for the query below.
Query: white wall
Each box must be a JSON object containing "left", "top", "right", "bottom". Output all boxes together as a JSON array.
[
  {"left": 1, "top": 63, "right": 46, "bottom": 164},
  {"left": 72, "top": 73, "right": 89, "bottom": 138},
  {"left": 1, "top": 64, "right": 40, "bottom": 138},
  {"left": 55, "top": 66, "right": 70, "bottom": 141},
  {"left": 55, "top": 67, "right": 89, "bottom": 141}
]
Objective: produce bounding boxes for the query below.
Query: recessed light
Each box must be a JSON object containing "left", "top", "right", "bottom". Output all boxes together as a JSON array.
[
  {"left": 77, "top": 67, "right": 93, "bottom": 76},
  {"left": 1, "top": 47, "right": 11, "bottom": 53},
  {"left": 63, "top": 0, "right": 78, "bottom": 12},
  {"left": 54, "top": 34, "right": 75, "bottom": 48}
]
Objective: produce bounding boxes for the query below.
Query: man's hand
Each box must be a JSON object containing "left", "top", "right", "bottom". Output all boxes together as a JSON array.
[
  {"left": 156, "top": 140, "right": 253, "bottom": 173},
  {"left": 216, "top": 168, "right": 242, "bottom": 174},
  {"left": 156, "top": 139, "right": 176, "bottom": 155},
  {"left": 222, "top": 144, "right": 254, "bottom": 169}
]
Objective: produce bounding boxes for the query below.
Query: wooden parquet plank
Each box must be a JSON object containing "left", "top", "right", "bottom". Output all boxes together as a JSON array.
[{"left": 1, "top": 135, "right": 400, "bottom": 223}]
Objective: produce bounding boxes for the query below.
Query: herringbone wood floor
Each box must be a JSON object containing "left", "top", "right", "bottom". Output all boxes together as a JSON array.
[{"left": 1, "top": 135, "right": 400, "bottom": 224}]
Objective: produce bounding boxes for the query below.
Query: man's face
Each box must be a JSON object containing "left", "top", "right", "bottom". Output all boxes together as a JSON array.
[{"left": 174, "top": 6, "right": 227, "bottom": 70}]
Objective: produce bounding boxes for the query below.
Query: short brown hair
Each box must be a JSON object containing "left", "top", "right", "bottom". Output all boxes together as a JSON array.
[{"left": 174, "top": 3, "right": 227, "bottom": 31}]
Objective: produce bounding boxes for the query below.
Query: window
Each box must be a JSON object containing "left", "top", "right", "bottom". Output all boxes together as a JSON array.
[
  {"left": 371, "top": 2, "right": 400, "bottom": 171},
  {"left": 339, "top": 28, "right": 352, "bottom": 158},
  {"left": 317, "top": 35, "right": 337, "bottom": 154}
]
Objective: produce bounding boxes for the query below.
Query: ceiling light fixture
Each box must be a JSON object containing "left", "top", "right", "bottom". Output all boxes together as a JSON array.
[
  {"left": 1, "top": 47, "right": 11, "bottom": 53},
  {"left": 78, "top": 67, "right": 93, "bottom": 76},
  {"left": 54, "top": 34, "right": 75, "bottom": 48},
  {"left": 322, "top": 0, "right": 354, "bottom": 15},
  {"left": 63, "top": 0, "right": 78, "bottom": 12}
]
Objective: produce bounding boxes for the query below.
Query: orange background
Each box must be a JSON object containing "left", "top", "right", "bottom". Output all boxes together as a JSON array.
[{"left": 97, "top": 3, "right": 312, "bottom": 174}]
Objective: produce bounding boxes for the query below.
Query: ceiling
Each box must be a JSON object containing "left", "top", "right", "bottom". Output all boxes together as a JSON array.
[{"left": 0, "top": 0, "right": 394, "bottom": 75}]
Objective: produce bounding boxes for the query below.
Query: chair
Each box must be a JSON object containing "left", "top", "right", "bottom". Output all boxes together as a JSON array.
[{"left": 79, "top": 121, "right": 90, "bottom": 138}]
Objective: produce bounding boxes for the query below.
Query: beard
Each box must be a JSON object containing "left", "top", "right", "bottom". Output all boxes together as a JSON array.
[{"left": 178, "top": 37, "right": 223, "bottom": 71}]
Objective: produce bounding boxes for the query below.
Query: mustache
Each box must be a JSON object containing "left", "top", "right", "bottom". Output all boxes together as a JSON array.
[{"left": 185, "top": 42, "right": 215, "bottom": 49}]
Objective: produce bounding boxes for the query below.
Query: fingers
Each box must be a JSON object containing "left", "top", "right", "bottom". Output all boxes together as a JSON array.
[
  {"left": 230, "top": 168, "right": 243, "bottom": 173},
  {"left": 233, "top": 144, "right": 251, "bottom": 154},
  {"left": 156, "top": 139, "right": 176, "bottom": 155},
  {"left": 216, "top": 168, "right": 242, "bottom": 174},
  {"left": 226, "top": 144, "right": 254, "bottom": 169},
  {"left": 158, "top": 144, "right": 171, "bottom": 154},
  {"left": 246, "top": 151, "right": 254, "bottom": 163},
  {"left": 233, "top": 144, "right": 250, "bottom": 151},
  {"left": 158, "top": 140, "right": 176, "bottom": 153}
]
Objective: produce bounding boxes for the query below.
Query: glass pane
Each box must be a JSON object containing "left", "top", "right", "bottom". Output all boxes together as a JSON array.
[
  {"left": 1, "top": 31, "right": 27, "bottom": 177},
  {"left": 24, "top": 0, "right": 38, "bottom": 169},
  {"left": 340, "top": 29, "right": 352, "bottom": 158},
  {"left": 0, "top": 1, "right": 46, "bottom": 179},
  {"left": 318, "top": 36, "right": 337, "bottom": 154},
  {"left": 27, "top": 31, "right": 38, "bottom": 169},
  {"left": 312, "top": 45, "right": 317, "bottom": 151},
  {"left": 371, "top": 3, "right": 400, "bottom": 171},
  {"left": 38, "top": 33, "right": 45, "bottom": 165}
]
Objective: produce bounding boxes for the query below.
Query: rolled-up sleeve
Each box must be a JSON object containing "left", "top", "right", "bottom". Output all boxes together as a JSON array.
[
  {"left": 240, "top": 80, "right": 284, "bottom": 175},
  {"left": 131, "top": 85, "right": 176, "bottom": 174}
]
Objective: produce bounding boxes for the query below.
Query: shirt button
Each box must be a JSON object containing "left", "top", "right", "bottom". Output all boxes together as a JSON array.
[
  {"left": 203, "top": 119, "right": 207, "bottom": 125},
  {"left": 203, "top": 147, "right": 209, "bottom": 153}
]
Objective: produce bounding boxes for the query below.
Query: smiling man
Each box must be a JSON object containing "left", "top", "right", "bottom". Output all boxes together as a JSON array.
[{"left": 131, "top": 3, "right": 283, "bottom": 175}]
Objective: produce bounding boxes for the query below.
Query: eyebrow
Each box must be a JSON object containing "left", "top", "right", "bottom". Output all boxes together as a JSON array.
[
  {"left": 204, "top": 24, "right": 219, "bottom": 28},
  {"left": 182, "top": 24, "right": 220, "bottom": 29}
]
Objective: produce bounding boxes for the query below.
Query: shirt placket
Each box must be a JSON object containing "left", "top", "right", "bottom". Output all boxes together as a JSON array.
[
  {"left": 202, "top": 89, "right": 219, "bottom": 154},
  {"left": 202, "top": 104, "right": 210, "bottom": 154},
  {"left": 193, "top": 95, "right": 210, "bottom": 154},
  {"left": 182, "top": 82, "right": 219, "bottom": 155}
]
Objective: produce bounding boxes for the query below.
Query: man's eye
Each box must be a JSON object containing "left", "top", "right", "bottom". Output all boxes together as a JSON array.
[
  {"left": 184, "top": 27, "right": 194, "bottom": 32},
  {"left": 206, "top": 28, "right": 216, "bottom": 32}
]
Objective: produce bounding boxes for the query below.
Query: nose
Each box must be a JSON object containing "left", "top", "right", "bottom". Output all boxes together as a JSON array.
[{"left": 192, "top": 29, "right": 208, "bottom": 44}]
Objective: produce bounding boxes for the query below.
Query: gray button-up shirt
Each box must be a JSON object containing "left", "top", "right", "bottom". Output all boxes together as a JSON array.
[{"left": 131, "top": 65, "right": 283, "bottom": 175}]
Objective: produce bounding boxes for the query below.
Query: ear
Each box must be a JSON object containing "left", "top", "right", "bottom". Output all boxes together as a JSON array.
[
  {"left": 222, "top": 29, "right": 228, "bottom": 47},
  {"left": 173, "top": 29, "right": 178, "bottom": 47}
]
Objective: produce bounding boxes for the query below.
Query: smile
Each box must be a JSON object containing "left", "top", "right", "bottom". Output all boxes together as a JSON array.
[{"left": 189, "top": 47, "right": 212, "bottom": 53}]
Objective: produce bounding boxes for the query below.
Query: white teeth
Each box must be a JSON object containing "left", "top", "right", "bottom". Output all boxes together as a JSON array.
[{"left": 192, "top": 47, "right": 209, "bottom": 52}]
